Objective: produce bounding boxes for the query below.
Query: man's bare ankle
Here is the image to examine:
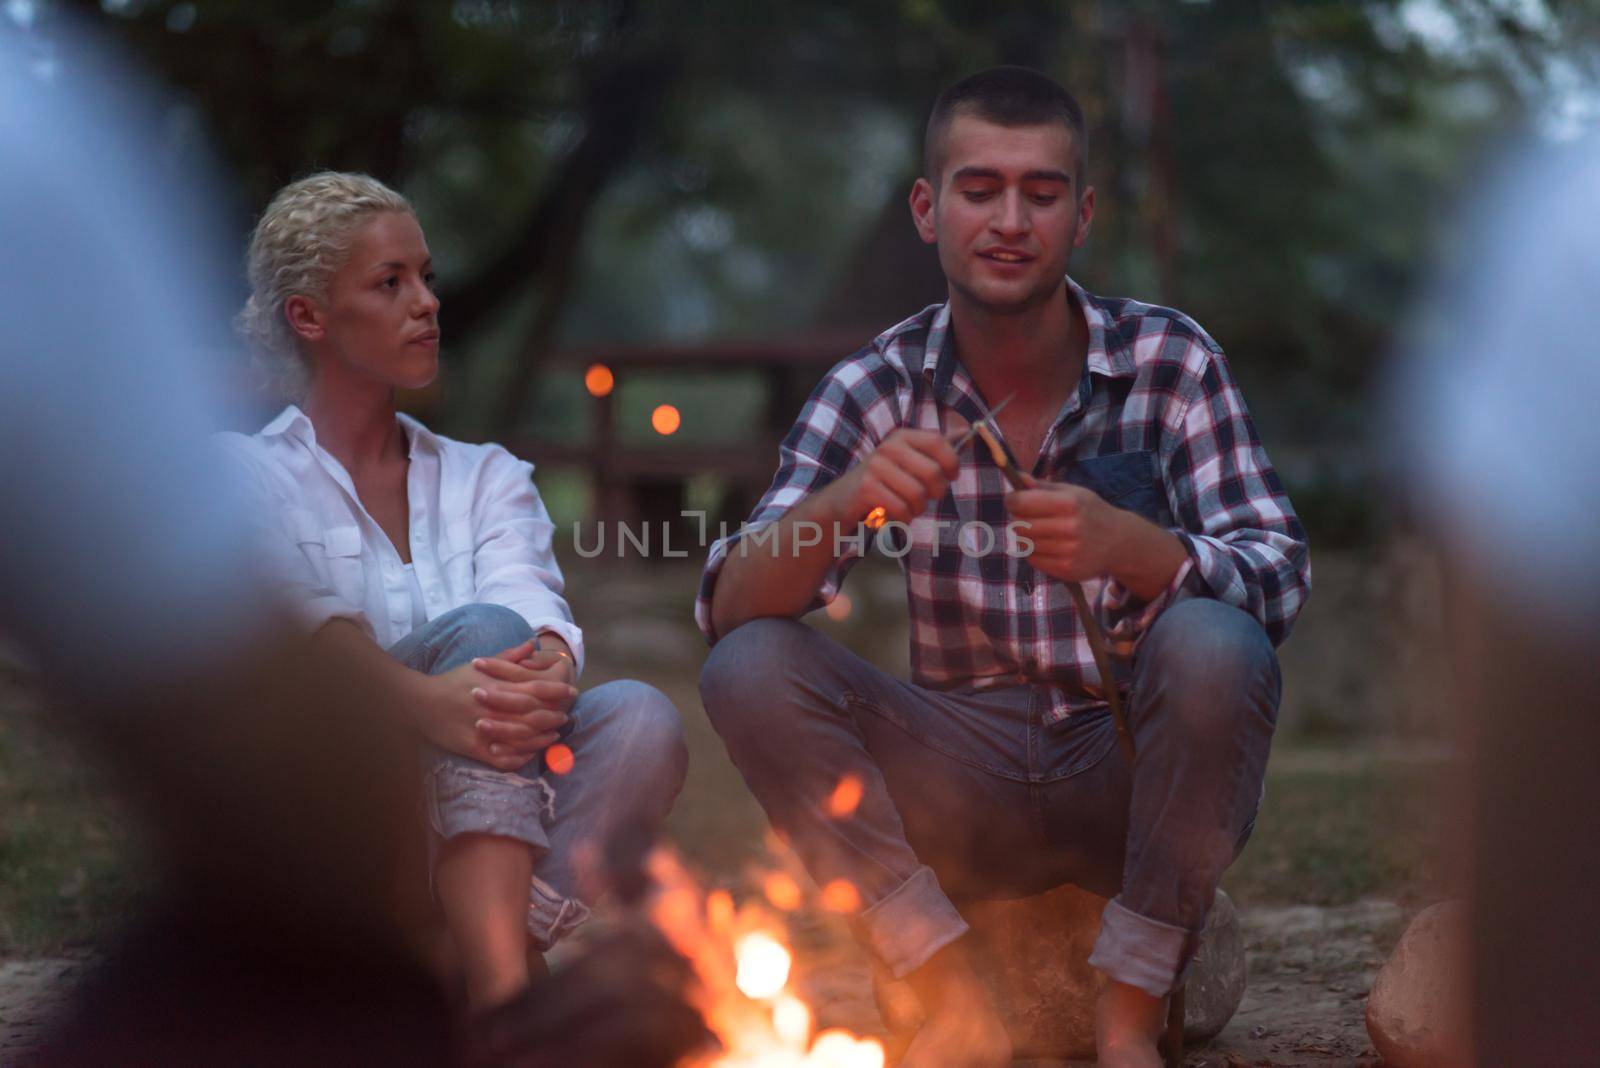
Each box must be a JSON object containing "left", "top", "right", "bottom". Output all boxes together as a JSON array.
[
  {"left": 898, "top": 940, "right": 1012, "bottom": 1067},
  {"left": 904, "top": 940, "right": 992, "bottom": 1011},
  {"left": 1095, "top": 979, "right": 1166, "bottom": 1065}
]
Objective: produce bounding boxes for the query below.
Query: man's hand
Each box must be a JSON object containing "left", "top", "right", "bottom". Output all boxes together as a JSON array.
[
  {"left": 1005, "top": 473, "right": 1128, "bottom": 582},
  {"left": 1005, "top": 473, "right": 1188, "bottom": 600},
  {"left": 829, "top": 419, "right": 968, "bottom": 526}
]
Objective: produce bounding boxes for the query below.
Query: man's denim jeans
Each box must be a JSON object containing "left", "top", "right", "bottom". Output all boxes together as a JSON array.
[
  {"left": 389, "top": 603, "right": 688, "bottom": 950},
  {"left": 698, "top": 597, "right": 1280, "bottom": 997}
]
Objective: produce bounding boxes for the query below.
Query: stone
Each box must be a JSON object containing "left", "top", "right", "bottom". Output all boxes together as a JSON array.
[
  {"left": 872, "top": 884, "right": 1246, "bottom": 1059},
  {"left": 1364, "top": 901, "right": 1470, "bottom": 1068}
]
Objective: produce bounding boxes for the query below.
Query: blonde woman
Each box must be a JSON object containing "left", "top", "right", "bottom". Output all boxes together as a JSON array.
[{"left": 218, "top": 172, "right": 686, "bottom": 1012}]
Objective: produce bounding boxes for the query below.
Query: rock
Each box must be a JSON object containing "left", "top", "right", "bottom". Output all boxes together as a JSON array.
[
  {"left": 1364, "top": 901, "right": 1470, "bottom": 1068},
  {"left": 872, "top": 884, "right": 1246, "bottom": 1059}
]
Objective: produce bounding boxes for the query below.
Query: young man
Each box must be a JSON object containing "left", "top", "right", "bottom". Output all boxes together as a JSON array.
[{"left": 696, "top": 67, "right": 1309, "bottom": 1068}]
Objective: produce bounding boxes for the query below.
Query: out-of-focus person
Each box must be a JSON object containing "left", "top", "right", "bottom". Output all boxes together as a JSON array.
[
  {"left": 1, "top": 15, "right": 704, "bottom": 1066},
  {"left": 216, "top": 171, "right": 688, "bottom": 1013},
  {"left": 0, "top": 14, "right": 453, "bottom": 1065},
  {"left": 1396, "top": 129, "right": 1600, "bottom": 1066}
]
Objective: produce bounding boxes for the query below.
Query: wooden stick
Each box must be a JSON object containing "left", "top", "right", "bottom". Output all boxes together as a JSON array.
[{"left": 973, "top": 421, "right": 1136, "bottom": 765}]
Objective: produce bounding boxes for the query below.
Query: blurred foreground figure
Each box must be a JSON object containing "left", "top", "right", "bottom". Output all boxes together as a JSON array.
[
  {"left": 0, "top": 19, "right": 702, "bottom": 1066},
  {"left": 0, "top": 18, "right": 449, "bottom": 1063},
  {"left": 1397, "top": 132, "right": 1600, "bottom": 1066}
]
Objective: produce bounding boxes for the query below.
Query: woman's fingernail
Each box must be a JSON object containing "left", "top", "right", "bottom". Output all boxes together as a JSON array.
[
  {"left": 490, "top": 743, "right": 505, "bottom": 755},
  {"left": 472, "top": 658, "right": 485, "bottom": 668},
  {"left": 472, "top": 687, "right": 487, "bottom": 700},
  {"left": 476, "top": 719, "right": 489, "bottom": 731}
]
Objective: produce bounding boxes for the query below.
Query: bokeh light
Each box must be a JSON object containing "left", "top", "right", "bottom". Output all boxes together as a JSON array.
[
  {"left": 584, "top": 363, "right": 614, "bottom": 397},
  {"left": 651, "top": 403, "right": 681, "bottom": 435},
  {"left": 826, "top": 775, "right": 864, "bottom": 819},
  {"left": 820, "top": 879, "right": 861, "bottom": 913},
  {"left": 544, "top": 743, "right": 574, "bottom": 775}
]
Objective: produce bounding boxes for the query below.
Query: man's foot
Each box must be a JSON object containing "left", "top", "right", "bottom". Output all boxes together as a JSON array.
[
  {"left": 899, "top": 940, "right": 1012, "bottom": 1068},
  {"left": 1095, "top": 979, "right": 1166, "bottom": 1068}
]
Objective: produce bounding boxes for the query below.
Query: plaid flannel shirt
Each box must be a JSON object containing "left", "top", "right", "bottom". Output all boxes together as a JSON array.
[{"left": 695, "top": 277, "right": 1311, "bottom": 724}]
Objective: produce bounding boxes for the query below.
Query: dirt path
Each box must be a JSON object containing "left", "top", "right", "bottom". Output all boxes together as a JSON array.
[
  {"left": 0, "top": 900, "right": 1400, "bottom": 1065},
  {"left": 1193, "top": 899, "right": 1399, "bottom": 1067}
]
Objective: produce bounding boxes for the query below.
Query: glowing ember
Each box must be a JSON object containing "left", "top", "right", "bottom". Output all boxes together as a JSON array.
[
  {"left": 824, "top": 592, "right": 853, "bottom": 622},
  {"left": 819, "top": 879, "right": 860, "bottom": 913},
  {"left": 734, "top": 932, "right": 791, "bottom": 1000},
  {"left": 584, "top": 363, "right": 615, "bottom": 397},
  {"left": 763, "top": 872, "right": 803, "bottom": 912},
  {"left": 544, "top": 742, "right": 574, "bottom": 775},
  {"left": 826, "top": 775, "right": 864, "bottom": 819},
  {"left": 652, "top": 403, "right": 682, "bottom": 435}
]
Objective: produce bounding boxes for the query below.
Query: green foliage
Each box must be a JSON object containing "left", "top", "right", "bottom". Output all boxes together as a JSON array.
[{"left": 63, "top": 0, "right": 1600, "bottom": 476}]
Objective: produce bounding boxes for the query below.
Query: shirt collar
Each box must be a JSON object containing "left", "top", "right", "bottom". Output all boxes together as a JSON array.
[
  {"left": 261, "top": 403, "right": 314, "bottom": 444},
  {"left": 262, "top": 404, "right": 438, "bottom": 460},
  {"left": 396, "top": 411, "right": 441, "bottom": 459},
  {"left": 918, "top": 275, "right": 1138, "bottom": 405}
]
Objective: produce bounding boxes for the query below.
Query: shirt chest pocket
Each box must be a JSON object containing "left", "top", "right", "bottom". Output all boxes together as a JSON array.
[
  {"left": 1061, "top": 451, "right": 1172, "bottom": 528},
  {"left": 439, "top": 518, "right": 476, "bottom": 594},
  {"left": 286, "top": 509, "right": 367, "bottom": 599}
]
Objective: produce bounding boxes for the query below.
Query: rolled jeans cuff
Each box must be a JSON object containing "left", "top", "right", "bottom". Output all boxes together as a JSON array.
[
  {"left": 426, "top": 761, "right": 593, "bottom": 950},
  {"left": 425, "top": 761, "right": 556, "bottom": 850},
  {"left": 855, "top": 865, "right": 970, "bottom": 979},
  {"left": 1088, "top": 898, "right": 1191, "bottom": 997},
  {"left": 527, "top": 871, "right": 591, "bottom": 951}
]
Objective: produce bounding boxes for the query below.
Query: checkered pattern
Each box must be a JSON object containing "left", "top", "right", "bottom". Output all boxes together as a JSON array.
[{"left": 696, "top": 277, "right": 1311, "bottom": 723}]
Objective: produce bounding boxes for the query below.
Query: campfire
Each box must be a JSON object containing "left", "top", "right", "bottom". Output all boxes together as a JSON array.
[{"left": 645, "top": 830, "right": 886, "bottom": 1068}]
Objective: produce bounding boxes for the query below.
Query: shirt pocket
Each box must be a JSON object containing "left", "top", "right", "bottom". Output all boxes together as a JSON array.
[
  {"left": 439, "top": 517, "right": 476, "bottom": 595},
  {"left": 1062, "top": 451, "right": 1172, "bottom": 527},
  {"left": 286, "top": 509, "right": 367, "bottom": 600}
]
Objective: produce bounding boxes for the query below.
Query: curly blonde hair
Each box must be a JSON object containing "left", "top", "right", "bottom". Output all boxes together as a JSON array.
[{"left": 236, "top": 171, "right": 414, "bottom": 399}]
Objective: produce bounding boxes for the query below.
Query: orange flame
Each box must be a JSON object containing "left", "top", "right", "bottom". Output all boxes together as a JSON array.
[
  {"left": 706, "top": 889, "right": 736, "bottom": 934},
  {"left": 811, "top": 1029, "right": 886, "bottom": 1068},
  {"left": 826, "top": 775, "right": 864, "bottom": 820},
  {"left": 762, "top": 872, "right": 803, "bottom": 912},
  {"left": 643, "top": 848, "right": 887, "bottom": 1067},
  {"left": 734, "top": 932, "right": 791, "bottom": 1000}
]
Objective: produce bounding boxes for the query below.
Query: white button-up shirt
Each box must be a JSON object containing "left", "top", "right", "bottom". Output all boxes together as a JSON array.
[{"left": 217, "top": 406, "right": 583, "bottom": 673}]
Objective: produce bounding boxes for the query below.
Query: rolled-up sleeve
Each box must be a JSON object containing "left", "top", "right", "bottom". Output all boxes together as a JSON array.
[
  {"left": 694, "top": 363, "right": 878, "bottom": 644},
  {"left": 1099, "top": 349, "right": 1311, "bottom": 648},
  {"left": 470, "top": 446, "right": 584, "bottom": 675}
]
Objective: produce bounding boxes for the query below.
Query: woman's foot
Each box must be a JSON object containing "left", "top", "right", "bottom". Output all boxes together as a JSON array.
[{"left": 1095, "top": 979, "right": 1166, "bottom": 1068}]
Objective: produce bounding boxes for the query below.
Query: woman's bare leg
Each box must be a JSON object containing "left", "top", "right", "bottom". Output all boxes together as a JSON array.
[{"left": 435, "top": 833, "right": 533, "bottom": 1011}]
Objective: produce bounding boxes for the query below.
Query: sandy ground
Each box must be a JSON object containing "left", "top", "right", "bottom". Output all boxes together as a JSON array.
[{"left": 0, "top": 900, "right": 1398, "bottom": 1065}]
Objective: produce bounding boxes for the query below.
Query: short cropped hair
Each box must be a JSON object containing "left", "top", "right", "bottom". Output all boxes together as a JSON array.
[
  {"left": 923, "top": 66, "right": 1088, "bottom": 187},
  {"left": 235, "top": 171, "right": 413, "bottom": 399}
]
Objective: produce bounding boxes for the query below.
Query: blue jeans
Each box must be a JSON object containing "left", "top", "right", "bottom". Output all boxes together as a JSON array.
[
  {"left": 388, "top": 604, "right": 687, "bottom": 950},
  {"left": 698, "top": 598, "right": 1279, "bottom": 997}
]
